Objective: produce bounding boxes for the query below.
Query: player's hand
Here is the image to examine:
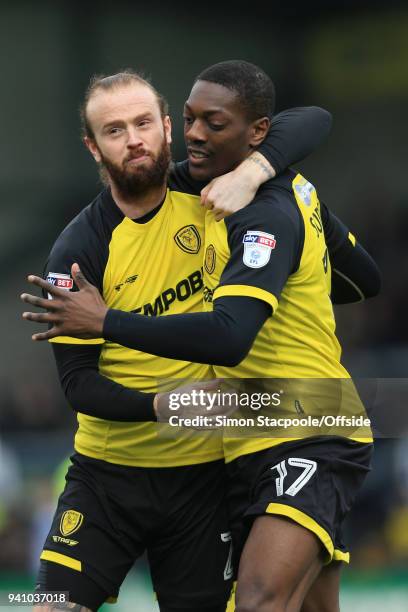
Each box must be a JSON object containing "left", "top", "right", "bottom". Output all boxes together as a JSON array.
[
  {"left": 154, "top": 379, "right": 238, "bottom": 429},
  {"left": 200, "top": 152, "right": 276, "bottom": 221},
  {"left": 21, "top": 263, "right": 108, "bottom": 341}
]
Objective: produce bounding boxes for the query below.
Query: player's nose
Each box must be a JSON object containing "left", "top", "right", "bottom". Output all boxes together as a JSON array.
[
  {"left": 185, "top": 119, "right": 207, "bottom": 144},
  {"left": 127, "top": 127, "right": 144, "bottom": 148}
]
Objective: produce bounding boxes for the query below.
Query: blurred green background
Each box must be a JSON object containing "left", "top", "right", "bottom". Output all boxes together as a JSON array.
[{"left": 1, "top": 0, "right": 407, "bottom": 610}]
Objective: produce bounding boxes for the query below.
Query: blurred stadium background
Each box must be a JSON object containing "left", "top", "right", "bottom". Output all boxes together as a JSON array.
[{"left": 1, "top": 0, "right": 407, "bottom": 609}]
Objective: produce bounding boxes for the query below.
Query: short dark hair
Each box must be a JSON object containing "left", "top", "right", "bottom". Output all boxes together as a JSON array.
[
  {"left": 80, "top": 69, "right": 169, "bottom": 139},
  {"left": 195, "top": 60, "right": 275, "bottom": 121}
]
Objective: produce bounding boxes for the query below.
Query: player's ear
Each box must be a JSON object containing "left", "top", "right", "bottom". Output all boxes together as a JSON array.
[
  {"left": 249, "top": 117, "right": 270, "bottom": 147},
  {"left": 84, "top": 136, "right": 102, "bottom": 163},
  {"left": 163, "top": 115, "right": 172, "bottom": 145}
]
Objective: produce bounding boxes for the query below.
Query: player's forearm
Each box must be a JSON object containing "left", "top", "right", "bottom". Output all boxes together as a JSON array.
[
  {"left": 234, "top": 152, "right": 276, "bottom": 189},
  {"left": 52, "top": 343, "right": 157, "bottom": 421},
  {"left": 103, "top": 296, "right": 269, "bottom": 366},
  {"left": 258, "top": 107, "right": 332, "bottom": 175},
  {"left": 104, "top": 310, "right": 242, "bottom": 366},
  {"left": 66, "top": 369, "right": 156, "bottom": 421}
]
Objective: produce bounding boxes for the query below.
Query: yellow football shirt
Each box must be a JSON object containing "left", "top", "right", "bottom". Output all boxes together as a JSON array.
[
  {"left": 203, "top": 170, "right": 372, "bottom": 462},
  {"left": 45, "top": 175, "right": 223, "bottom": 467}
]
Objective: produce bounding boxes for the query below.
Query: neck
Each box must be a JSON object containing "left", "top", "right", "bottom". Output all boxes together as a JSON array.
[{"left": 110, "top": 182, "right": 167, "bottom": 219}]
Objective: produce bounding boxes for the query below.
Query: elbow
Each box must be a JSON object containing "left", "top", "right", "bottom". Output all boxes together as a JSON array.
[
  {"left": 309, "top": 106, "right": 332, "bottom": 134},
  {"left": 62, "top": 376, "right": 86, "bottom": 413},
  {"left": 363, "top": 267, "right": 382, "bottom": 300},
  {"left": 64, "top": 388, "right": 82, "bottom": 413}
]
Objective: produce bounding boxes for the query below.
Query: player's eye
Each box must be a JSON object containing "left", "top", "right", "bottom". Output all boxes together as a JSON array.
[
  {"left": 208, "top": 122, "right": 225, "bottom": 131},
  {"left": 183, "top": 116, "right": 194, "bottom": 126},
  {"left": 138, "top": 119, "right": 151, "bottom": 128},
  {"left": 108, "top": 127, "right": 122, "bottom": 135}
]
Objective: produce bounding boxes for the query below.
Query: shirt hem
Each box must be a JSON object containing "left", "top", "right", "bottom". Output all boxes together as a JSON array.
[{"left": 74, "top": 444, "right": 224, "bottom": 467}]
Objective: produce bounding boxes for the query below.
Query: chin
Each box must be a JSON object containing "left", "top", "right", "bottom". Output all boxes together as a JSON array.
[{"left": 188, "top": 163, "right": 213, "bottom": 182}]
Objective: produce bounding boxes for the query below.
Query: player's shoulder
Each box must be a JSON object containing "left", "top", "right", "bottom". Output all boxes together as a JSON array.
[
  {"left": 49, "top": 188, "right": 122, "bottom": 261},
  {"left": 254, "top": 168, "right": 300, "bottom": 209},
  {"left": 45, "top": 189, "right": 123, "bottom": 290},
  {"left": 168, "top": 160, "right": 204, "bottom": 196},
  {"left": 227, "top": 169, "right": 302, "bottom": 232}
]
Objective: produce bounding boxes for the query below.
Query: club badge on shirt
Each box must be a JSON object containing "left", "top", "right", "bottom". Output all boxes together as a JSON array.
[{"left": 242, "top": 231, "right": 276, "bottom": 268}]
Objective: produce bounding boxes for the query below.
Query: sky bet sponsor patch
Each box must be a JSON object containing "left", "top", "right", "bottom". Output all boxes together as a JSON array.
[
  {"left": 243, "top": 231, "right": 276, "bottom": 268},
  {"left": 46, "top": 272, "right": 73, "bottom": 299}
]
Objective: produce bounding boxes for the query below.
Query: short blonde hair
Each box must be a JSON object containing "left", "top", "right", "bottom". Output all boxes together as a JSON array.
[{"left": 80, "top": 69, "right": 169, "bottom": 138}]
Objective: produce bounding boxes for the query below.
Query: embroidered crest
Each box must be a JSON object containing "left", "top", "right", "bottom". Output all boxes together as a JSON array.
[
  {"left": 204, "top": 244, "right": 216, "bottom": 274},
  {"left": 60, "top": 510, "right": 84, "bottom": 537},
  {"left": 174, "top": 225, "right": 201, "bottom": 254}
]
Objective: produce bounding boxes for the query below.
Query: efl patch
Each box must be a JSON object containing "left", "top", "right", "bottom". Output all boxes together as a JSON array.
[
  {"left": 46, "top": 272, "right": 73, "bottom": 290},
  {"left": 294, "top": 180, "right": 315, "bottom": 206},
  {"left": 243, "top": 231, "right": 276, "bottom": 268}
]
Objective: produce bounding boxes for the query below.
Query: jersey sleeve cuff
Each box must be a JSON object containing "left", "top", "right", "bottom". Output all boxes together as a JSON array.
[
  {"left": 214, "top": 285, "right": 278, "bottom": 312},
  {"left": 49, "top": 337, "right": 105, "bottom": 345}
]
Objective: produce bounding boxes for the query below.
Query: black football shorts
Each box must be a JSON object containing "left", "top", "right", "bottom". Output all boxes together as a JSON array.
[
  {"left": 36, "top": 453, "right": 233, "bottom": 610},
  {"left": 226, "top": 436, "right": 372, "bottom": 571}
]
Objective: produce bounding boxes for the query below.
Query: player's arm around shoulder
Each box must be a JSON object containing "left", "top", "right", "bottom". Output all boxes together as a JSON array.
[
  {"left": 171, "top": 106, "right": 332, "bottom": 222},
  {"left": 201, "top": 106, "right": 333, "bottom": 221}
]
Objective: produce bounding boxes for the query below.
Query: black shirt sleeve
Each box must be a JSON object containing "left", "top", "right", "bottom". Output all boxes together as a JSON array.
[
  {"left": 321, "top": 203, "right": 381, "bottom": 303},
  {"left": 257, "top": 107, "right": 332, "bottom": 175},
  {"left": 42, "top": 206, "right": 110, "bottom": 348},
  {"left": 43, "top": 208, "right": 108, "bottom": 293},
  {"left": 104, "top": 296, "right": 270, "bottom": 367},
  {"left": 44, "top": 200, "right": 159, "bottom": 423},
  {"left": 52, "top": 343, "right": 156, "bottom": 421},
  {"left": 215, "top": 193, "right": 301, "bottom": 308}
]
